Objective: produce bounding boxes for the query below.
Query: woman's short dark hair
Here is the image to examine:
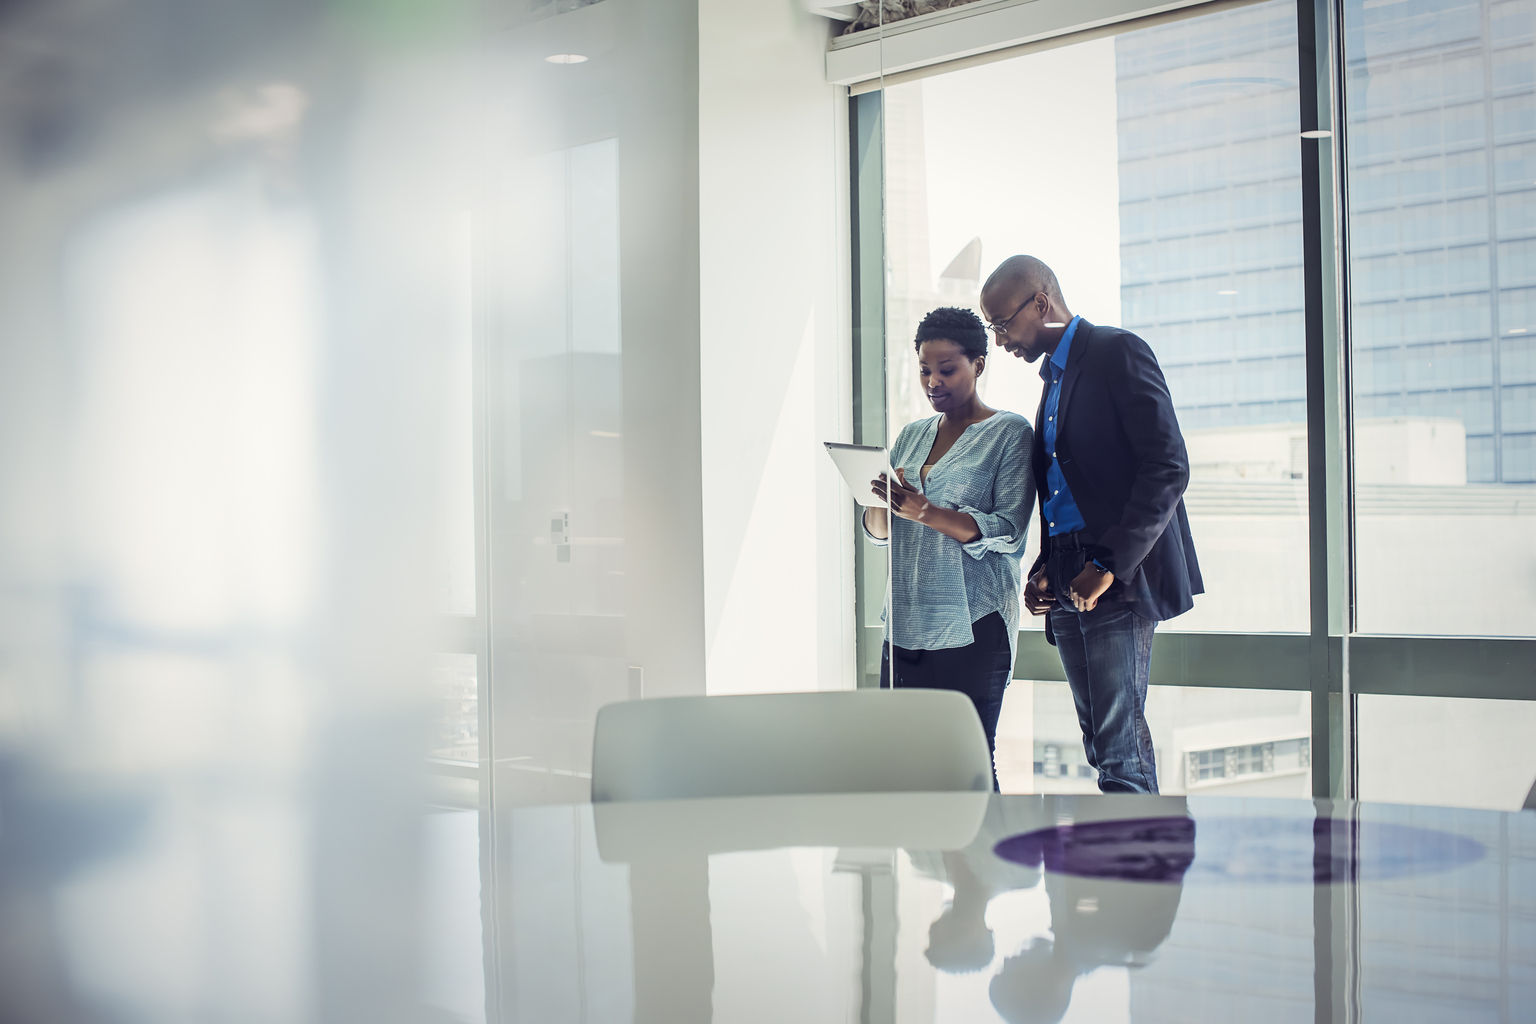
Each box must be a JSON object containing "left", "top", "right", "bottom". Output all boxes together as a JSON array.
[{"left": 914, "top": 306, "right": 988, "bottom": 360}]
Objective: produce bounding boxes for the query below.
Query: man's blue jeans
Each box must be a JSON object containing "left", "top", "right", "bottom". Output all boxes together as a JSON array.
[{"left": 1047, "top": 604, "right": 1159, "bottom": 793}]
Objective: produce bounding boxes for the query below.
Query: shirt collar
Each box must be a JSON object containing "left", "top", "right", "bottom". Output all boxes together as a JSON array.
[{"left": 1038, "top": 315, "right": 1083, "bottom": 381}]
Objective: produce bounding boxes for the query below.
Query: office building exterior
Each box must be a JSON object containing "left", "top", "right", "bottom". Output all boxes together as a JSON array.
[{"left": 1116, "top": 0, "right": 1536, "bottom": 482}]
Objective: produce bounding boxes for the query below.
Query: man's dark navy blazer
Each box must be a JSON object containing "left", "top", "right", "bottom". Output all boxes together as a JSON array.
[{"left": 1029, "top": 319, "right": 1203, "bottom": 643}]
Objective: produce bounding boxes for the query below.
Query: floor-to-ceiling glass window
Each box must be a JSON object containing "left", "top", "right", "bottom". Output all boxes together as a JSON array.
[
  {"left": 841, "top": 5, "right": 1536, "bottom": 1020},
  {"left": 851, "top": 0, "right": 1536, "bottom": 811},
  {"left": 869, "top": 1, "right": 1314, "bottom": 798},
  {"left": 1342, "top": 0, "right": 1536, "bottom": 810}
]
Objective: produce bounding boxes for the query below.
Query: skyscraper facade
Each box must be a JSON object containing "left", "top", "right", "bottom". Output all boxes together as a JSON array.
[
  {"left": 1116, "top": 0, "right": 1536, "bottom": 483},
  {"left": 1114, "top": 2, "right": 1306, "bottom": 435}
]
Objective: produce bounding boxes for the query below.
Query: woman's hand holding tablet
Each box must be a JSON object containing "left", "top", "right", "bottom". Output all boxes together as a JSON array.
[
  {"left": 866, "top": 468, "right": 981, "bottom": 545},
  {"left": 870, "top": 469, "right": 930, "bottom": 520}
]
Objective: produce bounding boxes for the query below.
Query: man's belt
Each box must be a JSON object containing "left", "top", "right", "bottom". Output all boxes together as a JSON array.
[{"left": 1045, "top": 530, "right": 1093, "bottom": 552}]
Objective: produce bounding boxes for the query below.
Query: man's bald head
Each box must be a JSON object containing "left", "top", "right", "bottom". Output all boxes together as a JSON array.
[
  {"left": 981, "top": 255, "right": 1066, "bottom": 309},
  {"left": 979, "top": 255, "right": 1074, "bottom": 364}
]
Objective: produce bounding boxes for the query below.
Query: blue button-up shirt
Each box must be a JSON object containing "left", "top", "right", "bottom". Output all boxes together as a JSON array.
[{"left": 1040, "top": 316, "right": 1086, "bottom": 537}]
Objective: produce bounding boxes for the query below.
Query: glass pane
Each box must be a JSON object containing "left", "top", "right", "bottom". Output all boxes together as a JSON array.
[
  {"left": 1345, "top": 0, "right": 1536, "bottom": 636},
  {"left": 0, "top": 3, "right": 546, "bottom": 1016},
  {"left": 998, "top": 680, "right": 1311, "bottom": 796},
  {"left": 486, "top": 137, "right": 627, "bottom": 806},
  {"left": 436, "top": 214, "right": 477, "bottom": 618},
  {"left": 877, "top": 0, "right": 1309, "bottom": 638},
  {"left": 1358, "top": 693, "right": 1536, "bottom": 810},
  {"left": 851, "top": 91, "right": 888, "bottom": 690},
  {"left": 430, "top": 653, "right": 480, "bottom": 763}
]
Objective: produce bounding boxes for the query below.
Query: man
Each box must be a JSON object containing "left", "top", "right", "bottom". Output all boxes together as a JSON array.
[{"left": 979, "top": 255, "right": 1202, "bottom": 794}]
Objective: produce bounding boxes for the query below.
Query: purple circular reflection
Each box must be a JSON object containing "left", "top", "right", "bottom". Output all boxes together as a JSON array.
[
  {"left": 994, "top": 817, "right": 1196, "bottom": 883},
  {"left": 994, "top": 816, "right": 1484, "bottom": 884}
]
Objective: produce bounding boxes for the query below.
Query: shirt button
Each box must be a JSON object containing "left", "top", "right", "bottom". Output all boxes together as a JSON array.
[
  {"left": 1052, "top": 452, "right": 1057, "bottom": 457},
  {"left": 1054, "top": 490, "right": 1059, "bottom": 495},
  {"left": 1049, "top": 522, "right": 1055, "bottom": 527},
  {"left": 1048, "top": 416, "right": 1053, "bottom": 421}
]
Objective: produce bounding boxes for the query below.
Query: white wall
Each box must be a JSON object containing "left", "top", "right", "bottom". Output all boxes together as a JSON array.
[{"left": 699, "top": 1, "right": 855, "bottom": 694}]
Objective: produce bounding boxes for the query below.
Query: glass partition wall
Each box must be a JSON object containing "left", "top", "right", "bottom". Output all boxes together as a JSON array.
[
  {"left": 421, "top": 2, "right": 711, "bottom": 817},
  {"left": 849, "top": 0, "right": 1536, "bottom": 806}
]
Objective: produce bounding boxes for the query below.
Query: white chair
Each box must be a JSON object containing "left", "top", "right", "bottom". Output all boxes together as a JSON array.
[{"left": 590, "top": 689, "right": 993, "bottom": 802}]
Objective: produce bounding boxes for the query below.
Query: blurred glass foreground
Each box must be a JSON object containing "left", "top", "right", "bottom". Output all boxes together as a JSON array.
[{"left": 0, "top": 1, "right": 704, "bottom": 1020}]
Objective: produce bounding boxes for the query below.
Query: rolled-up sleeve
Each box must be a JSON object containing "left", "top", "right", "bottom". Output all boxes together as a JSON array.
[
  {"left": 861, "top": 507, "right": 889, "bottom": 548},
  {"left": 958, "top": 424, "right": 1034, "bottom": 560}
]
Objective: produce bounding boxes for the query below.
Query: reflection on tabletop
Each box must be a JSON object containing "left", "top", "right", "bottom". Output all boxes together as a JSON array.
[
  {"left": 482, "top": 792, "right": 1525, "bottom": 1024},
  {"left": 5, "top": 783, "right": 1529, "bottom": 1023},
  {"left": 911, "top": 800, "right": 1192, "bottom": 1024}
]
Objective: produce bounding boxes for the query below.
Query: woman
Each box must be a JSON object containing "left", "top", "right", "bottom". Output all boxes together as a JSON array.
[{"left": 864, "top": 306, "right": 1035, "bottom": 788}]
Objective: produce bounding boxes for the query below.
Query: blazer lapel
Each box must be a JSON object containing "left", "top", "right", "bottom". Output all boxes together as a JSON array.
[{"left": 1054, "top": 319, "right": 1094, "bottom": 437}]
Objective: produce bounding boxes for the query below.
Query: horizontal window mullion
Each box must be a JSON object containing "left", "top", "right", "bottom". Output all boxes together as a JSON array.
[{"left": 1017, "top": 630, "right": 1536, "bottom": 699}]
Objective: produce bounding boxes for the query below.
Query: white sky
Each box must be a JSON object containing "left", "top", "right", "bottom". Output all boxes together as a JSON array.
[
  {"left": 921, "top": 37, "right": 1123, "bottom": 322},
  {"left": 917, "top": 36, "right": 1124, "bottom": 420}
]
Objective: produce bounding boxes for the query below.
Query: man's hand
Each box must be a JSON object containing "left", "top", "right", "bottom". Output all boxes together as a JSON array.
[
  {"left": 1023, "top": 570, "right": 1054, "bottom": 616},
  {"left": 1068, "top": 562, "right": 1115, "bottom": 612}
]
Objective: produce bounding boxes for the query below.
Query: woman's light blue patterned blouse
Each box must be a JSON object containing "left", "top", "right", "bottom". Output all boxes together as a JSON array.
[{"left": 863, "top": 410, "right": 1035, "bottom": 664}]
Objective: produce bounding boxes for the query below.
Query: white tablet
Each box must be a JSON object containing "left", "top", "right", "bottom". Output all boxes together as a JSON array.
[{"left": 824, "top": 442, "right": 895, "bottom": 507}]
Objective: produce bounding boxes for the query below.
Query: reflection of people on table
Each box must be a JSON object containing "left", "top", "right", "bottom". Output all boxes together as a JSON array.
[
  {"left": 914, "top": 798, "right": 1194, "bottom": 1024},
  {"left": 911, "top": 797, "right": 1049, "bottom": 973},
  {"left": 863, "top": 308, "right": 1034, "bottom": 789},
  {"left": 988, "top": 813, "right": 1195, "bottom": 1024}
]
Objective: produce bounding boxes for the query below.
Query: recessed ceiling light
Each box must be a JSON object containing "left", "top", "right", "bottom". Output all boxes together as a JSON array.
[
  {"left": 545, "top": 53, "right": 588, "bottom": 64},
  {"left": 1218, "top": 289, "right": 1238, "bottom": 295},
  {"left": 1300, "top": 129, "right": 1332, "bottom": 138},
  {"left": 590, "top": 429, "right": 620, "bottom": 437},
  {"left": 1510, "top": 327, "right": 1529, "bottom": 334}
]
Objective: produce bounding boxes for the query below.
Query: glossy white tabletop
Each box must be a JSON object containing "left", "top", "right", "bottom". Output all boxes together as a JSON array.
[{"left": 479, "top": 792, "right": 1535, "bottom": 1024}]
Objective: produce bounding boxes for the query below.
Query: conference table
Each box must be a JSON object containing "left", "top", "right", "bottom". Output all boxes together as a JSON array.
[{"left": 482, "top": 791, "right": 1534, "bottom": 1024}]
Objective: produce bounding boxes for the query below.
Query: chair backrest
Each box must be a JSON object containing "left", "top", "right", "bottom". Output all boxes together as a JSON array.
[{"left": 590, "top": 689, "right": 993, "bottom": 802}]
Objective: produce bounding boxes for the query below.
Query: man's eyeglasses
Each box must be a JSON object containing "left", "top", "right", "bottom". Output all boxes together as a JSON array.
[{"left": 986, "top": 294, "right": 1038, "bottom": 338}]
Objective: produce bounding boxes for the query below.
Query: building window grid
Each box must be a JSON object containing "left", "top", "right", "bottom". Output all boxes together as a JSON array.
[
  {"left": 1116, "top": 4, "right": 1305, "bottom": 429},
  {"left": 1344, "top": 7, "right": 1536, "bottom": 483},
  {"left": 1111, "top": 1, "right": 1536, "bottom": 480},
  {"left": 1185, "top": 738, "right": 1307, "bottom": 788},
  {"left": 1033, "top": 742, "right": 1096, "bottom": 780}
]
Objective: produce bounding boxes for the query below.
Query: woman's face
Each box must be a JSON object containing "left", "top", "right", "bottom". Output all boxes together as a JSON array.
[{"left": 919, "top": 338, "right": 982, "bottom": 413}]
